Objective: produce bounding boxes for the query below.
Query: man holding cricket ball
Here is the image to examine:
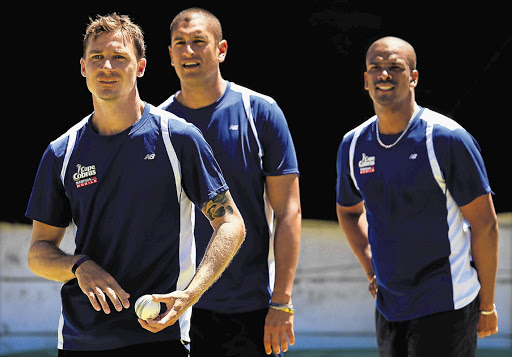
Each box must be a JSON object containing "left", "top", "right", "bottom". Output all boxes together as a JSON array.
[{"left": 26, "top": 13, "right": 245, "bottom": 355}]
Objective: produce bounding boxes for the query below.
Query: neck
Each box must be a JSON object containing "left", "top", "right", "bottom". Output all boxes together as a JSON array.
[
  {"left": 177, "top": 75, "right": 227, "bottom": 109},
  {"left": 91, "top": 89, "right": 145, "bottom": 136},
  {"left": 374, "top": 99, "right": 417, "bottom": 135}
]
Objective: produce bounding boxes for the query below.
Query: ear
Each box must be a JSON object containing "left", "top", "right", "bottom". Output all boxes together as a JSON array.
[
  {"left": 137, "top": 58, "right": 147, "bottom": 78},
  {"left": 364, "top": 72, "right": 369, "bottom": 91},
  {"left": 80, "top": 58, "right": 86, "bottom": 78},
  {"left": 168, "top": 45, "right": 175, "bottom": 67},
  {"left": 218, "top": 40, "right": 228, "bottom": 63},
  {"left": 410, "top": 69, "right": 419, "bottom": 88}
]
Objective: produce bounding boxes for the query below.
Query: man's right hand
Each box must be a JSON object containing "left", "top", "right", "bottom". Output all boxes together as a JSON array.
[{"left": 75, "top": 259, "right": 130, "bottom": 314}]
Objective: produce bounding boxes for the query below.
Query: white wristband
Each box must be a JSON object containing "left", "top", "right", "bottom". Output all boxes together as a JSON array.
[{"left": 479, "top": 304, "right": 496, "bottom": 315}]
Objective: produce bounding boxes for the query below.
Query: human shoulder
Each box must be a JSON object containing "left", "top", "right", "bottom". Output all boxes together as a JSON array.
[
  {"left": 148, "top": 104, "right": 208, "bottom": 158},
  {"left": 158, "top": 92, "right": 178, "bottom": 111},
  {"left": 419, "top": 108, "right": 464, "bottom": 132},
  {"left": 229, "top": 82, "right": 276, "bottom": 106},
  {"left": 420, "top": 107, "right": 491, "bottom": 205},
  {"left": 148, "top": 104, "right": 195, "bottom": 135},
  {"left": 342, "top": 115, "right": 377, "bottom": 143},
  {"left": 337, "top": 116, "right": 377, "bottom": 172},
  {"left": 229, "top": 82, "right": 291, "bottom": 137},
  {"left": 229, "top": 82, "right": 280, "bottom": 121},
  {"left": 419, "top": 107, "right": 477, "bottom": 147},
  {"left": 49, "top": 114, "right": 91, "bottom": 158}
]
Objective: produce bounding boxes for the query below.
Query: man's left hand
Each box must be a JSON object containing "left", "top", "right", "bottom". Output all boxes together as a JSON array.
[
  {"left": 264, "top": 308, "right": 295, "bottom": 355},
  {"left": 138, "top": 291, "right": 193, "bottom": 333},
  {"left": 477, "top": 310, "right": 498, "bottom": 338}
]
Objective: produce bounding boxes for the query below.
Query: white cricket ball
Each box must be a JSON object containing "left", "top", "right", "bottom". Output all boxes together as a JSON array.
[{"left": 135, "top": 294, "right": 161, "bottom": 320}]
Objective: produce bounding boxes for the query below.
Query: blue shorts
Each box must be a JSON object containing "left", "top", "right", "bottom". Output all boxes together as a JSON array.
[{"left": 376, "top": 297, "right": 479, "bottom": 357}]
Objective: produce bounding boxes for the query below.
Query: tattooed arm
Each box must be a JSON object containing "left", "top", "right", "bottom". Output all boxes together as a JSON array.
[
  {"left": 202, "top": 190, "right": 235, "bottom": 220},
  {"left": 194, "top": 190, "right": 245, "bottom": 291},
  {"left": 140, "top": 191, "right": 245, "bottom": 333}
]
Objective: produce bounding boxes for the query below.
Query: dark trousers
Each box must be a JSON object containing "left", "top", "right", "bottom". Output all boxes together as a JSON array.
[
  {"left": 376, "top": 297, "right": 479, "bottom": 357},
  {"left": 190, "top": 307, "right": 283, "bottom": 357},
  {"left": 58, "top": 340, "right": 189, "bottom": 356}
]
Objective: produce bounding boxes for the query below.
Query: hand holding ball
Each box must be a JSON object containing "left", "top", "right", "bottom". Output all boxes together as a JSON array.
[{"left": 135, "top": 295, "right": 161, "bottom": 320}]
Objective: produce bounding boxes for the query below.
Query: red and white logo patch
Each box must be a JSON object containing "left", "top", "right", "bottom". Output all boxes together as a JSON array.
[
  {"left": 73, "top": 164, "right": 98, "bottom": 188},
  {"left": 359, "top": 153, "right": 375, "bottom": 174}
]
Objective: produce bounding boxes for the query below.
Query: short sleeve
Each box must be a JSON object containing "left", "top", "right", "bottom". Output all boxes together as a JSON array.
[
  {"left": 258, "top": 102, "right": 299, "bottom": 177},
  {"left": 25, "top": 144, "right": 72, "bottom": 227},
  {"left": 336, "top": 135, "right": 363, "bottom": 207},
  {"left": 178, "top": 124, "right": 229, "bottom": 207},
  {"left": 435, "top": 127, "right": 492, "bottom": 207}
]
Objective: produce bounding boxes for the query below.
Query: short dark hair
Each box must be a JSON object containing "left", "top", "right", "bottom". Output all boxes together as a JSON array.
[{"left": 170, "top": 8, "right": 223, "bottom": 43}]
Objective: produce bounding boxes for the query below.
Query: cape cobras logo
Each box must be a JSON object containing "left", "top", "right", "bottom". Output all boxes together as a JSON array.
[
  {"left": 73, "top": 164, "right": 97, "bottom": 188},
  {"left": 359, "top": 153, "right": 375, "bottom": 174}
]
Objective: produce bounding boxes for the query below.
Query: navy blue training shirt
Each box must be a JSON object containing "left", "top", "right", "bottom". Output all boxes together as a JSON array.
[
  {"left": 160, "top": 82, "right": 299, "bottom": 313},
  {"left": 336, "top": 106, "right": 492, "bottom": 321},
  {"left": 26, "top": 103, "right": 228, "bottom": 350}
]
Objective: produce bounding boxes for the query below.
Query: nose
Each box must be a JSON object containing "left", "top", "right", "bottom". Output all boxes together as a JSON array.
[
  {"left": 101, "top": 58, "right": 114, "bottom": 70},
  {"left": 185, "top": 42, "right": 195, "bottom": 55},
  {"left": 378, "top": 69, "right": 391, "bottom": 81}
]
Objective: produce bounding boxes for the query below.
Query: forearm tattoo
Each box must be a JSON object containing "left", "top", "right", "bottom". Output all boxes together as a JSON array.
[{"left": 202, "top": 191, "right": 235, "bottom": 221}]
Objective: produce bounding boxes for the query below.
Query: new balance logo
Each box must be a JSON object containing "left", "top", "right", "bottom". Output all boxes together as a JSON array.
[
  {"left": 144, "top": 154, "right": 155, "bottom": 160},
  {"left": 229, "top": 124, "right": 239, "bottom": 131}
]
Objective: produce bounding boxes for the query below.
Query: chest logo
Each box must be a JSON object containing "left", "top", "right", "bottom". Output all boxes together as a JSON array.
[
  {"left": 359, "top": 153, "right": 375, "bottom": 174},
  {"left": 73, "top": 164, "right": 98, "bottom": 188}
]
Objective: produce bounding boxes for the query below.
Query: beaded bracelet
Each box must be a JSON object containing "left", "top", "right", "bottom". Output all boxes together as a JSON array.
[{"left": 269, "top": 302, "right": 295, "bottom": 315}]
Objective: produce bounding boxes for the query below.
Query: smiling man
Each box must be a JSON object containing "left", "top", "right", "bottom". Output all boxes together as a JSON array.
[
  {"left": 25, "top": 13, "right": 245, "bottom": 355},
  {"left": 336, "top": 36, "right": 499, "bottom": 356},
  {"left": 159, "top": 8, "right": 301, "bottom": 357}
]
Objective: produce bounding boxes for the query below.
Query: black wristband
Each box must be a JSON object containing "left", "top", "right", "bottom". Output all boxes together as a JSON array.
[{"left": 71, "top": 256, "right": 91, "bottom": 275}]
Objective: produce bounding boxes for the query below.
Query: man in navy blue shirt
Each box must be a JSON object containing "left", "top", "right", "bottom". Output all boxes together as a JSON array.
[
  {"left": 160, "top": 8, "right": 301, "bottom": 357},
  {"left": 336, "top": 36, "right": 499, "bottom": 356},
  {"left": 26, "top": 14, "right": 245, "bottom": 355}
]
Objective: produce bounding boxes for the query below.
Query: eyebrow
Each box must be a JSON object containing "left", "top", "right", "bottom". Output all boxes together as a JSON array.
[
  {"left": 87, "top": 48, "right": 130, "bottom": 55},
  {"left": 172, "top": 31, "right": 208, "bottom": 41},
  {"left": 368, "top": 57, "right": 406, "bottom": 65},
  {"left": 369, "top": 61, "right": 404, "bottom": 65}
]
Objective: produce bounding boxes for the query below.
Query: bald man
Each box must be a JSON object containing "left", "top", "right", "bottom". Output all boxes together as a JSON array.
[{"left": 336, "top": 37, "right": 499, "bottom": 356}]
